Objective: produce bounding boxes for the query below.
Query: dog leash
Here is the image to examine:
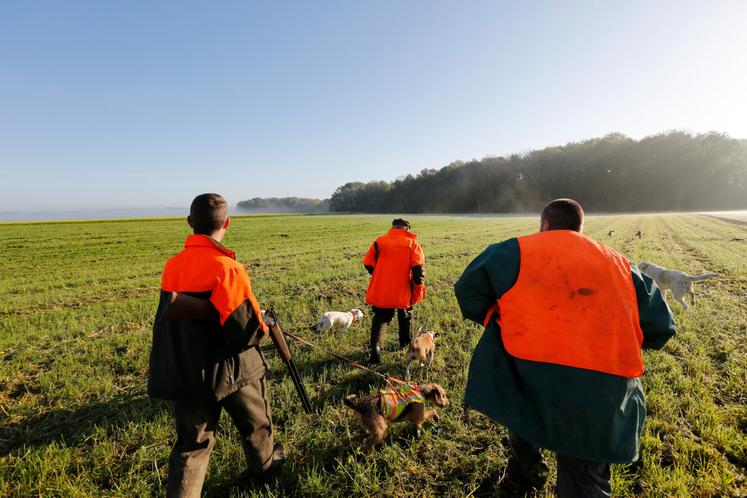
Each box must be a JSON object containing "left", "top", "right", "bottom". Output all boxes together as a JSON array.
[{"left": 280, "top": 328, "right": 420, "bottom": 395}]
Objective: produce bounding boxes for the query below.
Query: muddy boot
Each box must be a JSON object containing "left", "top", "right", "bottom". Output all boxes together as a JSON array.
[
  {"left": 397, "top": 308, "right": 413, "bottom": 348},
  {"left": 507, "top": 432, "right": 549, "bottom": 491},
  {"left": 369, "top": 312, "right": 388, "bottom": 358},
  {"left": 239, "top": 443, "right": 287, "bottom": 485}
]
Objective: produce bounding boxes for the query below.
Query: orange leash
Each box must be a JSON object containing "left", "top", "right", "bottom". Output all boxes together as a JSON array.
[{"left": 280, "top": 328, "right": 419, "bottom": 396}]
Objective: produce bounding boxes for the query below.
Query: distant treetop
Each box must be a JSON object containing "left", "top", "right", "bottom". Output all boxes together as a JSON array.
[
  {"left": 329, "top": 131, "right": 747, "bottom": 213},
  {"left": 236, "top": 197, "right": 330, "bottom": 213}
]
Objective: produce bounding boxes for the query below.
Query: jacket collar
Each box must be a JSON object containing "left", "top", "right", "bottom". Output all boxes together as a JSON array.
[
  {"left": 386, "top": 227, "right": 417, "bottom": 239},
  {"left": 184, "top": 234, "right": 236, "bottom": 259}
]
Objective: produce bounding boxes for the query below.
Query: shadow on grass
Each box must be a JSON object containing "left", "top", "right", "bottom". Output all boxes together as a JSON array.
[{"left": 0, "top": 391, "right": 169, "bottom": 455}]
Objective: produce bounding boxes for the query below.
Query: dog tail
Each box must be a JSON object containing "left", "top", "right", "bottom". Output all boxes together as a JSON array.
[
  {"left": 687, "top": 272, "right": 718, "bottom": 282},
  {"left": 343, "top": 394, "right": 361, "bottom": 411}
]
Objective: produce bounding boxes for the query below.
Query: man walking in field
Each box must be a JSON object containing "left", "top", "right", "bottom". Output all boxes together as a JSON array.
[
  {"left": 148, "top": 193, "right": 285, "bottom": 497},
  {"left": 363, "top": 218, "right": 426, "bottom": 364},
  {"left": 455, "top": 199, "right": 676, "bottom": 496}
]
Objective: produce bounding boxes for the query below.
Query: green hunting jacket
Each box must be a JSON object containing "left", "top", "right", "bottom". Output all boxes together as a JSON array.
[{"left": 455, "top": 238, "right": 676, "bottom": 463}]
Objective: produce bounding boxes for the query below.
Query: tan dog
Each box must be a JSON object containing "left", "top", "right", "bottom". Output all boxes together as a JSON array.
[
  {"left": 404, "top": 328, "right": 437, "bottom": 380},
  {"left": 344, "top": 383, "right": 449, "bottom": 451},
  {"left": 638, "top": 261, "right": 717, "bottom": 310}
]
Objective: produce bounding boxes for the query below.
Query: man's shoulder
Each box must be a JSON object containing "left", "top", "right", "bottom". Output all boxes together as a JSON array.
[
  {"left": 165, "top": 247, "right": 245, "bottom": 273},
  {"left": 486, "top": 237, "right": 519, "bottom": 254},
  {"left": 213, "top": 253, "right": 247, "bottom": 275},
  {"left": 162, "top": 250, "right": 186, "bottom": 274}
]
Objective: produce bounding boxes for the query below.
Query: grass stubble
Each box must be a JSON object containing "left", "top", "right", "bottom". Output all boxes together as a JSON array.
[{"left": 0, "top": 214, "right": 744, "bottom": 497}]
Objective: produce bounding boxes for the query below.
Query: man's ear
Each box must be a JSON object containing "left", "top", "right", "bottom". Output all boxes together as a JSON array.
[
  {"left": 223, "top": 217, "right": 230, "bottom": 230},
  {"left": 187, "top": 216, "right": 194, "bottom": 228},
  {"left": 540, "top": 219, "right": 550, "bottom": 232}
]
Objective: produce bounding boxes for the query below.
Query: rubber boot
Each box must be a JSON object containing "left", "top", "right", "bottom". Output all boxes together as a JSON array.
[
  {"left": 397, "top": 308, "right": 412, "bottom": 348},
  {"left": 368, "top": 345, "right": 382, "bottom": 365},
  {"left": 368, "top": 316, "right": 387, "bottom": 365}
]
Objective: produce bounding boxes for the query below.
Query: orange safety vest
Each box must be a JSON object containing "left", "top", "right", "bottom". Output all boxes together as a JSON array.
[
  {"left": 379, "top": 385, "right": 425, "bottom": 421},
  {"left": 161, "top": 235, "right": 267, "bottom": 332},
  {"left": 363, "top": 228, "right": 425, "bottom": 308},
  {"left": 497, "top": 230, "right": 644, "bottom": 377}
]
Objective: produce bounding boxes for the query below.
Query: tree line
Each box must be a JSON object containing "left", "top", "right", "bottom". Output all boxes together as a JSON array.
[
  {"left": 329, "top": 131, "right": 747, "bottom": 213},
  {"left": 236, "top": 197, "right": 330, "bottom": 213}
]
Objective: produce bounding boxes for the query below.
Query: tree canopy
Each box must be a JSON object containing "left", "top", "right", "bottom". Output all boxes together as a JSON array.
[
  {"left": 236, "top": 197, "right": 330, "bottom": 213},
  {"left": 329, "top": 132, "right": 747, "bottom": 213}
]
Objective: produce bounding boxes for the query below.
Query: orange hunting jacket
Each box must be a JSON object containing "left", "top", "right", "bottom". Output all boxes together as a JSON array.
[
  {"left": 148, "top": 235, "right": 269, "bottom": 401},
  {"left": 498, "top": 230, "right": 644, "bottom": 377},
  {"left": 363, "top": 228, "right": 425, "bottom": 308}
]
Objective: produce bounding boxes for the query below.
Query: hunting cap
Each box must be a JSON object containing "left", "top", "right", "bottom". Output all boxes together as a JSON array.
[{"left": 392, "top": 218, "right": 411, "bottom": 229}]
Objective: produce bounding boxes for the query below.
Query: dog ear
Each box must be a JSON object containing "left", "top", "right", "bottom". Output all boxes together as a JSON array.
[{"left": 419, "top": 384, "right": 431, "bottom": 396}]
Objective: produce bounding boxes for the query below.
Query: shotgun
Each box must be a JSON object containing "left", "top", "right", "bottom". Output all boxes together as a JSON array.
[{"left": 265, "top": 308, "right": 314, "bottom": 414}]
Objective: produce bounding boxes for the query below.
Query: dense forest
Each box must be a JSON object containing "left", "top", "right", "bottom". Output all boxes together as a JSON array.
[
  {"left": 329, "top": 132, "right": 747, "bottom": 213},
  {"left": 236, "top": 197, "right": 330, "bottom": 213}
]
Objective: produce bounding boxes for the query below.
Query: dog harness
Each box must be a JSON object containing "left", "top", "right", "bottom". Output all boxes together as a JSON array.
[
  {"left": 497, "top": 230, "right": 645, "bottom": 378},
  {"left": 379, "top": 385, "right": 424, "bottom": 421}
]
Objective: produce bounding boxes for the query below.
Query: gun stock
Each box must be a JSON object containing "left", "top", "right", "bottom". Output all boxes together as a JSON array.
[{"left": 266, "top": 309, "right": 314, "bottom": 414}]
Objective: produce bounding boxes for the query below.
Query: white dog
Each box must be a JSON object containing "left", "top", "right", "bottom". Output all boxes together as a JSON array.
[
  {"left": 314, "top": 308, "right": 364, "bottom": 332},
  {"left": 637, "top": 261, "right": 717, "bottom": 310}
]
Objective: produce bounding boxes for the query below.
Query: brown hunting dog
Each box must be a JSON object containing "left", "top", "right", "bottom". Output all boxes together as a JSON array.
[
  {"left": 404, "top": 328, "right": 437, "bottom": 380},
  {"left": 344, "top": 383, "right": 449, "bottom": 451}
]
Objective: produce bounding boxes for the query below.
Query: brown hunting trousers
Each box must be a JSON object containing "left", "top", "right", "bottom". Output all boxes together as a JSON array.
[{"left": 166, "top": 374, "right": 274, "bottom": 498}]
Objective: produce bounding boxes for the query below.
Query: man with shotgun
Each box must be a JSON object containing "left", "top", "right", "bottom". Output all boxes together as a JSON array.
[{"left": 148, "top": 193, "right": 286, "bottom": 497}]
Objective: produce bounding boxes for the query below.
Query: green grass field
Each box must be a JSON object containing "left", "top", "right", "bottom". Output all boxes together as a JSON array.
[{"left": 1, "top": 214, "right": 745, "bottom": 497}]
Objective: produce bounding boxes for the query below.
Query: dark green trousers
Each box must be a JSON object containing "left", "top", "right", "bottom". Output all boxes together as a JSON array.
[{"left": 509, "top": 432, "right": 611, "bottom": 497}]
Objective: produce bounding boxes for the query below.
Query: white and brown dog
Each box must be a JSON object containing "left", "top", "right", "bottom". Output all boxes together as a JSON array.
[
  {"left": 404, "top": 328, "right": 437, "bottom": 380},
  {"left": 313, "top": 308, "right": 364, "bottom": 332},
  {"left": 638, "top": 261, "right": 717, "bottom": 310}
]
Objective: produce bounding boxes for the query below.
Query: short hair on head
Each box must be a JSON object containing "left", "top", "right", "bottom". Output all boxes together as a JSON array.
[
  {"left": 189, "top": 193, "right": 228, "bottom": 235},
  {"left": 540, "top": 198, "right": 584, "bottom": 231},
  {"left": 392, "top": 218, "right": 411, "bottom": 229}
]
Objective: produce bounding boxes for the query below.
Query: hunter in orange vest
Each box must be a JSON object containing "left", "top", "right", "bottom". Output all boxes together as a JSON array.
[
  {"left": 149, "top": 194, "right": 286, "bottom": 497},
  {"left": 363, "top": 218, "right": 426, "bottom": 364},
  {"left": 456, "top": 198, "right": 675, "bottom": 497}
]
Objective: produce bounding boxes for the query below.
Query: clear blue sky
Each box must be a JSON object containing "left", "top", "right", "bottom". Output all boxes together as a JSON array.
[{"left": 1, "top": 1, "right": 746, "bottom": 211}]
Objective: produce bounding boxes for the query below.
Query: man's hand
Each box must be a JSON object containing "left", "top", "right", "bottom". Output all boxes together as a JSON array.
[{"left": 261, "top": 309, "right": 276, "bottom": 327}]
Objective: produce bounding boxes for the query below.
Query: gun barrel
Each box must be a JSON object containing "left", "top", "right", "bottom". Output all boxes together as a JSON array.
[{"left": 266, "top": 310, "right": 314, "bottom": 414}]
